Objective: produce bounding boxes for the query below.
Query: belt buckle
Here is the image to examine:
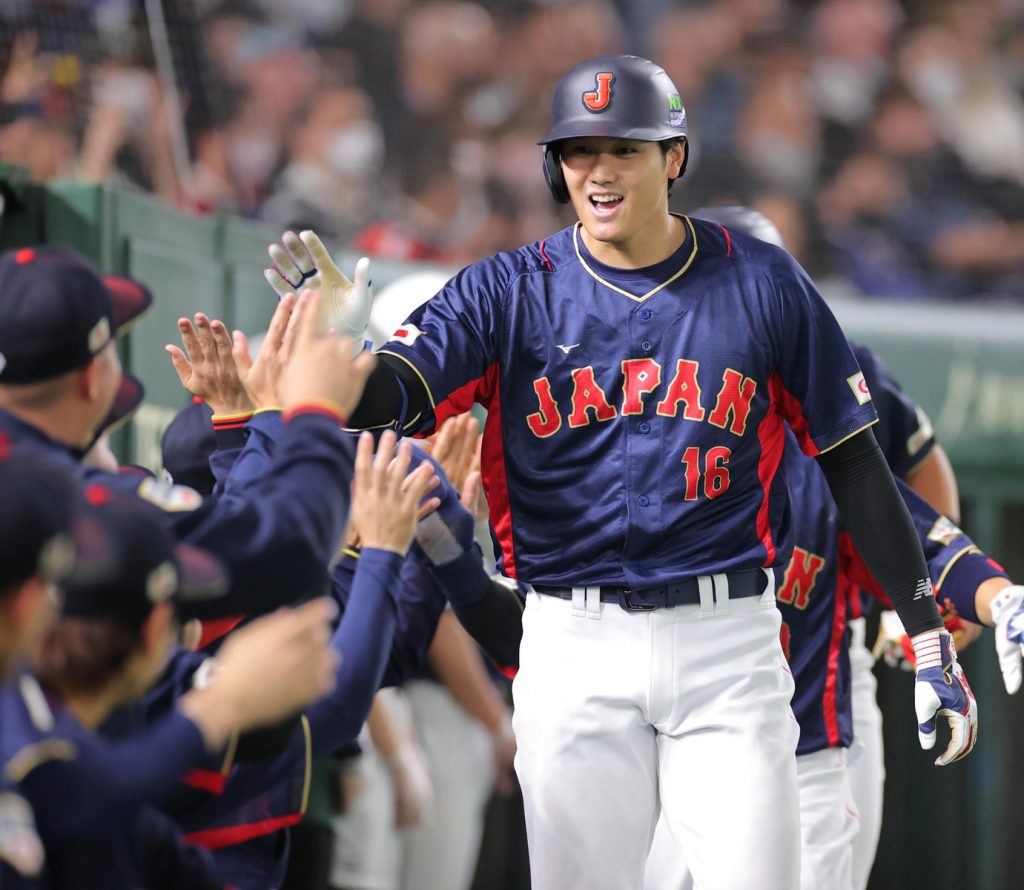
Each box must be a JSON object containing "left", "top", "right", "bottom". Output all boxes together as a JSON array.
[{"left": 621, "top": 588, "right": 658, "bottom": 612}]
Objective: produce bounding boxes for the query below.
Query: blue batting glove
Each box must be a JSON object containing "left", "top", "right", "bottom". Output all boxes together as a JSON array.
[{"left": 912, "top": 630, "right": 978, "bottom": 766}]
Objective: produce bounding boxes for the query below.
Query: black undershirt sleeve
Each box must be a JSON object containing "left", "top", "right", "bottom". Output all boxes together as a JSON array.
[
  {"left": 816, "top": 426, "right": 943, "bottom": 638},
  {"left": 347, "top": 353, "right": 432, "bottom": 431}
]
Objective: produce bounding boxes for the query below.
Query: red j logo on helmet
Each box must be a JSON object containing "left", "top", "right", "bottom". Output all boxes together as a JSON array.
[{"left": 582, "top": 72, "right": 615, "bottom": 112}]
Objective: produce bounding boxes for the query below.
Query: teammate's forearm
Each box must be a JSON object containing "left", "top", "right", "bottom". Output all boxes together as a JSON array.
[{"left": 817, "top": 429, "right": 942, "bottom": 637}]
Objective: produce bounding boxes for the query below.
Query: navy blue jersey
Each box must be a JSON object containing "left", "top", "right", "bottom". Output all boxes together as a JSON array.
[
  {"left": 781, "top": 437, "right": 1004, "bottom": 755},
  {"left": 0, "top": 672, "right": 218, "bottom": 888},
  {"left": 381, "top": 217, "right": 876, "bottom": 586},
  {"left": 0, "top": 406, "right": 354, "bottom": 620}
]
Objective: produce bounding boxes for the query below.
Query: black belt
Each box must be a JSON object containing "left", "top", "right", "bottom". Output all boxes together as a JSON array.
[{"left": 532, "top": 570, "right": 768, "bottom": 612}]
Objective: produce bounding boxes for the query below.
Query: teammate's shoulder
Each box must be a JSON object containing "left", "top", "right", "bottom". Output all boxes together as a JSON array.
[{"left": 689, "top": 215, "right": 793, "bottom": 270}]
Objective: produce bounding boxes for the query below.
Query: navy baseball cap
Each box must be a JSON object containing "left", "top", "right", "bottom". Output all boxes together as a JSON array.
[
  {"left": 61, "top": 492, "right": 228, "bottom": 619},
  {"left": 161, "top": 398, "right": 217, "bottom": 495},
  {"left": 0, "top": 245, "right": 153, "bottom": 384},
  {"left": 99, "top": 373, "right": 145, "bottom": 437},
  {"left": 0, "top": 455, "right": 77, "bottom": 594}
]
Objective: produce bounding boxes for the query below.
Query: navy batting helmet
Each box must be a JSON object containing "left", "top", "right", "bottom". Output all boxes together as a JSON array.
[{"left": 539, "top": 54, "right": 688, "bottom": 204}]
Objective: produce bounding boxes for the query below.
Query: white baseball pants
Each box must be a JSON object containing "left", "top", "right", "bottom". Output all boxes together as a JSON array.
[
  {"left": 644, "top": 747, "right": 858, "bottom": 890},
  {"left": 847, "top": 617, "right": 885, "bottom": 890},
  {"left": 513, "top": 582, "right": 800, "bottom": 890}
]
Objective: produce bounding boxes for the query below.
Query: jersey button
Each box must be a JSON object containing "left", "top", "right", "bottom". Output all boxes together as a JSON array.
[
  {"left": 639, "top": 421, "right": 651, "bottom": 433},
  {"left": 640, "top": 339, "right": 653, "bottom": 351},
  {"left": 640, "top": 309, "right": 652, "bottom": 320},
  {"left": 637, "top": 495, "right": 650, "bottom": 506}
]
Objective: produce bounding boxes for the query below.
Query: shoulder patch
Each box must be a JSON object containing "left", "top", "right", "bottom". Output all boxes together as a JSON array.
[
  {"left": 907, "top": 405, "right": 934, "bottom": 456},
  {"left": 389, "top": 324, "right": 424, "bottom": 346},
  {"left": 847, "top": 371, "right": 872, "bottom": 406},
  {"left": 0, "top": 792, "right": 44, "bottom": 877},
  {"left": 927, "top": 516, "right": 963, "bottom": 547},
  {"left": 136, "top": 477, "right": 203, "bottom": 512}
]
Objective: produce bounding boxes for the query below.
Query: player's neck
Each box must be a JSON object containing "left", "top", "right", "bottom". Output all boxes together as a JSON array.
[{"left": 578, "top": 211, "right": 686, "bottom": 270}]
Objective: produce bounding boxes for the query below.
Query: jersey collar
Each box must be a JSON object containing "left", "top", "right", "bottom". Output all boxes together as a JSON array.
[{"left": 572, "top": 214, "right": 698, "bottom": 303}]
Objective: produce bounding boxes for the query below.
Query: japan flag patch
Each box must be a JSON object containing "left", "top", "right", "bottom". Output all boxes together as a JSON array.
[
  {"left": 390, "top": 324, "right": 424, "bottom": 346},
  {"left": 847, "top": 371, "right": 872, "bottom": 405}
]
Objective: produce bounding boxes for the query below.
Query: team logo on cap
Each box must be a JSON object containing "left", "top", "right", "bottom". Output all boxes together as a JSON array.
[
  {"left": 582, "top": 72, "right": 615, "bottom": 112},
  {"left": 87, "top": 317, "right": 111, "bottom": 354}
]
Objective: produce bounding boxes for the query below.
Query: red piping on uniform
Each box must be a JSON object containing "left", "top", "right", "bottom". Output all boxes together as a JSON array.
[
  {"left": 480, "top": 372, "right": 518, "bottom": 578},
  {"left": 185, "top": 813, "right": 303, "bottom": 850},
  {"left": 823, "top": 578, "right": 849, "bottom": 747},
  {"left": 426, "top": 373, "right": 487, "bottom": 435},
  {"left": 182, "top": 769, "right": 227, "bottom": 795},
  {"left": 718, "top": 224, "right": 732, "bottom": 257},
  {"left": 539, "top": 240, "right": 553, "bottom": 271},
  {"left": 754, "top": 382, "right": 786, "bottom": 565},
  {"left": 770, "top": 373, "right": 818, "bottom": 457}
]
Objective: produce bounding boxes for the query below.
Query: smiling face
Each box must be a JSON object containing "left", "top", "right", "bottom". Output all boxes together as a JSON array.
[{"left": 560, "top": 136, "right": 685, "bottom": 267}]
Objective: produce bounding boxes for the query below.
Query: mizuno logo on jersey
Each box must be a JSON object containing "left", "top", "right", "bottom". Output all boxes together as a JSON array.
[
  {"left": 556, "top": 343, "right": 580, "bottom": 354},
  {"left": 525, "top": 359, "right": 757, "bottom": 439},
  {"left": 847, "top": 371, "right": 872, "bottom": 405},
  {"left": 390, "top": 324, "right": 424, "bottom": 346}
]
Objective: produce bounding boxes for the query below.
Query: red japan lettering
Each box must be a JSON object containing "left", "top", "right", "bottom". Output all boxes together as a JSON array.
[
  {"left": 526, "top": 377, "right": 562, "bottom": 438},
  {"left": 656, "top": 360, "right": 705, "bottom": 421},
  {"left": 708, "top": 368, "right": 757, "bottom": 436},
  {"left": 621, "top": 358, "right": 662, "bottom": 416},
  {"left": 568, "top": 366, "right": 617, "bottom": 428}
]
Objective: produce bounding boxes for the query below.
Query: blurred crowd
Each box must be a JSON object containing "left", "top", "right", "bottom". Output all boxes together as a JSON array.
[{"left": 3, "top": 0, "right": 1024, "bottom": 300}]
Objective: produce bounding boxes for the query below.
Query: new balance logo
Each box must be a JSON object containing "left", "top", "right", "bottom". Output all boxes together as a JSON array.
[{"left": 556, "top": 343, "right": 580, "bottom": 354}]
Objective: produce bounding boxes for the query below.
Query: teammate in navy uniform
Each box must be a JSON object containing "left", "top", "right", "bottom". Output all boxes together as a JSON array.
[
  {"left": 0, "top": 246, "right": 372, "bottom": 621},
  {"left": 267, "top": 54, "right": 975, "bottom": 890}
]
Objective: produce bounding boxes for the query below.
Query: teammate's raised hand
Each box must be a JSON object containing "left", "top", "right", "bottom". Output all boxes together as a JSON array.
[
  {"left": 265, "top": 229, "right": 373, "bottom": 351},
  {"left": 166, "top": 312, "right": 254, "bottom": 415},
  {"left": 911, "top": 630, "right": 978, "bottom": 766},
  {"left": 231, "top": 292, "right": 296, "bottom": 409},
  {"left": 430, "top": 413, "right": 480, "bottom": 494},
  {"left": 277, "top": 290, "right": 376, "bottom": 420},
  {"left": 988, "top": 585, "right": 1024, "bottom": 694},
  {"left": 350, "top": 431, "right": 440, "bottom": 556}
]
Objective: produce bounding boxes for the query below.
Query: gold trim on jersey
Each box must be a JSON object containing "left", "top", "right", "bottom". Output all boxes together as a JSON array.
[
  {"left": 377, "top": 350, "right": 437, "bottom": 411},
  {"left": 815, "top": 416, "right": 879, "bottom": 455},
  {"left": 933, "top": 545, "right": 980, "bottom": 595},
  {"left": 572, "top": 214, "right": 698, "bottom": 303},
  {"left": 298, "top": 716, "right": 313, "bottom": 814},
  {"left": 5, "top": 740, "right": 77, "bottom": 784}
]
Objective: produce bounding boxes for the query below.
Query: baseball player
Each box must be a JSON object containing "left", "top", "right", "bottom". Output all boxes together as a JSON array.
[
  {"left": 265, "top": 54, "right": 975, "bottom": 890},
  {"left": 0, "top": 245, "right": 372, "bottom": 622},
  {"left": 686, "top": 205, "right": 965, "bottom": 890}
]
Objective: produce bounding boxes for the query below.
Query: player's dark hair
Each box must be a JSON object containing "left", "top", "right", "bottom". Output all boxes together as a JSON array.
[
  {"left": 33, "top": 613, "right": 150, "bottom": 696},
  {"left": 660, "top": 138, "right": 685, "bottom": 195}
]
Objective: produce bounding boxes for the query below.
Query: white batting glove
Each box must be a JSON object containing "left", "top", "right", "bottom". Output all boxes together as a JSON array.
[
  {"left": 988, "top": 585, "right": 1024, "bottom": 694},
  {"left": 265, "top": 229, "right": 373, "bottom": 350},
  {"left": 912, "top": 630, "right": 978, "bottom": 766}
]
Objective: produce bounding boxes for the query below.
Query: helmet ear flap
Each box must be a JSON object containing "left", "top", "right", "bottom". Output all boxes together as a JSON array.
[{"left": 542, "top": 145, "right": 570, "bottom": 204}]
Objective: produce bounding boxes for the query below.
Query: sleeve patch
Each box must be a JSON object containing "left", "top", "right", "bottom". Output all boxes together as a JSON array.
[
  {"left": 907, "top": 405, "right": 934, "bottom": 455},
  {"left": 389, "top": 324, "right": 424, "bottom": 346},
  {"left": 847, "top": 372, "right": 872, "bottom": 406},
  {"left": 927, "top": 515, "right": 963, "bottom": 546},
  {"left": 136, "top": 478, "right": 203, "bottom": 512}
]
